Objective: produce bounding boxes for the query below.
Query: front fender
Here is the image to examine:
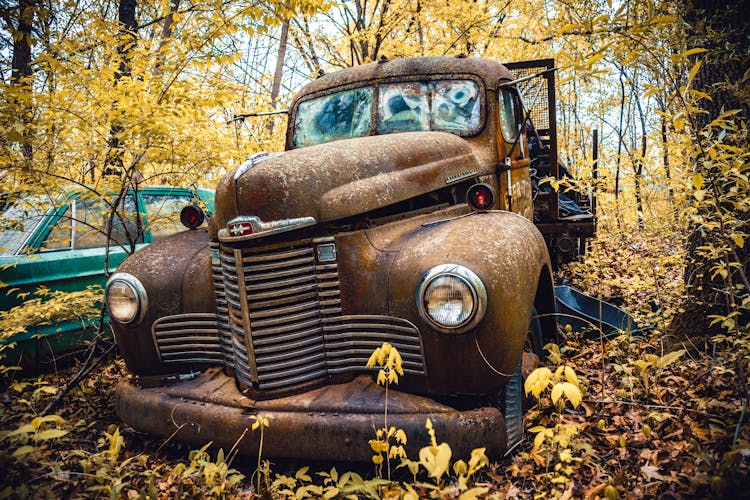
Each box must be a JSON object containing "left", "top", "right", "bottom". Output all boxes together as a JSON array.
[
  {"left": 387, "top": 211, "right": 550, "bottom": 396},
  {"left": 111, "top": 229, "right": 214, "bottom": 375}
]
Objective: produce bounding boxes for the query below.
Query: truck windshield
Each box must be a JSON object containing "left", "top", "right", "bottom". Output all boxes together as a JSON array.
[
  {"left": 378, "top": 80, "right": 481, "bottom": 134},
  {"left": 292, "top": 79, "right": 481, "bottom": 147},
  {"left": 293, "top": 87, "right": 374, "bottom": 147}
]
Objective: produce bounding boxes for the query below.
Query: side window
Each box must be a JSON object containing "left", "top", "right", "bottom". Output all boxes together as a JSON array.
[
  {"left": 40, "top": 205, "right": 73, "bottom": 251},
  {"left": 0, "top": 199, "right": 50, "bottom": 255},
  {"left": 37, "top": 195, "right": 140, "bottom": 252},
  {"left": 75, "top": 194, "right": 140, "bottom": 249},
  {"left": 377, "top": 82, "right": 430, "bottom": 133},
  {"left": 142, "top": 193, "right": 195, "bottom": 240},
  {"left": 498, "top": 88, "right": 520, "bottom": 142},
  {"left": 74, "top": 198, "right": 108, "bottom": 249}
]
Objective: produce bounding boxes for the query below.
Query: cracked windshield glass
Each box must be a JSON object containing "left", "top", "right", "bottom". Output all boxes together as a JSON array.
[
  {"left": 293, "top": 87, "right": 373, "bottom": 147},
  {"left": 293, "top": 79, "right": 481, "bottom": 147}
]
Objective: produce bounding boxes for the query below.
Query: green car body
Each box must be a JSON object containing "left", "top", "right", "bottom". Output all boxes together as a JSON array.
[{"left": 0, "top": 186, "right": 214, "bottom": 368}]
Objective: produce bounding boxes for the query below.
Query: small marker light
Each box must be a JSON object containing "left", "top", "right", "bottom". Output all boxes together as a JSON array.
[
  {"left": 467, "top": 183, "right": 496, "bottom": 210},
  {"left": 180, "top": 205, "right": 205, "bottom": 229}
]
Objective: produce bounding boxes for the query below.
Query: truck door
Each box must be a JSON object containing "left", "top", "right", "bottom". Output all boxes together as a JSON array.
[{"left": 496, "top": 86, "right": 532, "bottom": 219}]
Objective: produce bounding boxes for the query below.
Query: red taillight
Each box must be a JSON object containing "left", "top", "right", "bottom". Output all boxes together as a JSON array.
[
  {"left": 467, "top": 183, "right": 496, "bottom": 211},
  {"left": 180, "top": 205, "right": 205, "bottom": 230},
  {"left": 476, "top": 191, "right": 488, "bottom": 206}
]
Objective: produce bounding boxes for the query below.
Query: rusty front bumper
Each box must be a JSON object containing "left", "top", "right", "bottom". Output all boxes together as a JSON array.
[{"left": 116, "top": 369, "right": 506, "bottom": 461}]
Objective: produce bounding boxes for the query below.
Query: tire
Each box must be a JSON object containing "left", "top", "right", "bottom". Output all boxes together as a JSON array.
[{"left": 503, "top": 307, "right": 544, "bottom": 450}]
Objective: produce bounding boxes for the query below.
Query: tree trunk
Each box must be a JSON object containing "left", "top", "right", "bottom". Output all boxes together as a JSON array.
[
  {"left": 154, "top": 0, "right": 180, "bottom": 76},
  {"left": 658, "top": 98, "right": 674, "bottom": 214},
  {"left": 668, "top": 0, "right": 750, "bottom": 341},
  {"left": 104, "top": 0, "right": 137, "bottom": 177},
  {"left": 11, "top": 0, "right": 36, "bottom": 167},
  {"left": 614, "top": 65, "right": 625, "bottom": 230},
  {"left": 267, "top": 21, "right": 289, "bottom": 136},
  {"left": 634, "top": 80, "right": 646, "bottom": 230}
]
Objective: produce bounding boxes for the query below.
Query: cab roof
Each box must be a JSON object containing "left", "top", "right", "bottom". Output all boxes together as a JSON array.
[{"left": 292, "top": 56, "right": 516, "bottom": 104}]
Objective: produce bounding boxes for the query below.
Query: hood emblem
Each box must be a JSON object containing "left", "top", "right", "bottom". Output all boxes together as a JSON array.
[
  {"left": 221, "top": 215, "right": 317, "bottom": 241},
  {"left": 228, "top": 216, "right": 261, "bottom": 236}
]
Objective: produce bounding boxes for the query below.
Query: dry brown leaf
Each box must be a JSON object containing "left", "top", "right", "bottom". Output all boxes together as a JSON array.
[
  {"left": 529, "top": 449, "right": 547, "bottom": 467},
  {"left": 640, "top": 464, "right": 678, "bottom": 483},
  {"left": 687, "top": 419, "right": 711, "bottom": 442},
  {"left": 584, "top": 482, "right": 607, "bottom": 499}
]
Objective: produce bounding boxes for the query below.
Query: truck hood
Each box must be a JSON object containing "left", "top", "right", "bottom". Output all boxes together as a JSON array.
[{"left": 212, "top": 131, "right": 488, "bottom": 231}]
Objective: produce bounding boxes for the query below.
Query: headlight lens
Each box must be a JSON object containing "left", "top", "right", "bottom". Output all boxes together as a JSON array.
[
  {"left": 424, "top": 276, "right": 474, "bottom": 326},
  {"left": 417, "top": 264, "right": 487, "bottom": 333},
  {"left": 106, "top": 273, "right": 147, "bottom": 324}
]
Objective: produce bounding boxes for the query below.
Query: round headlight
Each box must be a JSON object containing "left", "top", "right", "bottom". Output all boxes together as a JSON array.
[
  {"left": 417, "top": 264, "right": 487, "bottom": 333},
  {"left": 106, "top": 273, "right": 147, "bottom": 324}
]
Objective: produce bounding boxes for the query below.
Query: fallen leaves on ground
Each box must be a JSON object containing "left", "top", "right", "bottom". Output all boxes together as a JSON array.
[{"left": 1, "top": 226, "right": 748, "bottom": 498}]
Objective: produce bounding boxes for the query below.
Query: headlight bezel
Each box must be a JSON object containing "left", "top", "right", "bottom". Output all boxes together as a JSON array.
[
  {"left": 105, "top": 272, "right": 148, "bottom": 325},
  {"left": 416, "top": 264, "right": 487, "bottom": 334}
]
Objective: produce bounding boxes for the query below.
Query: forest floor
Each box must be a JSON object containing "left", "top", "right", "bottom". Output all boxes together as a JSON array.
[{"left": 1, "top": 224, "right": 749, "bottom": 499}]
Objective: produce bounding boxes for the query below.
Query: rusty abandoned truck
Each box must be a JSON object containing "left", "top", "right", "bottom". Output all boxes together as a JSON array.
[{"left": 106, "top": 57, "right": 595, "bottom": 460}]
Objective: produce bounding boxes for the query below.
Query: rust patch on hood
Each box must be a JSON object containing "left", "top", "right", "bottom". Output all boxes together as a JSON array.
[{"left": 212, "top": 132, "right": 489, "bottom": 229}]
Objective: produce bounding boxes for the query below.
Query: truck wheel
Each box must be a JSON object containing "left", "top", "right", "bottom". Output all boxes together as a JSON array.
[{"left": 503, "top": 307, "right": 543, "bottom": 450}]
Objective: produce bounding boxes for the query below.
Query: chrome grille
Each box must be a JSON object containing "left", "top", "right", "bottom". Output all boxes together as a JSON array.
[
  {"left": 219, "top": 236, "right": 427, "bottom": 396},
  {"left": 219, "top": 247, "right": 258, "bottom": 388},
  {"left": 248, "top": 240, "right": 341, "bottom": 391},
  {"left": 221, "top": 238, "right": 334, "bottom": 391},
  {"left": 210, "top": 241, "right": 234, "bottom": 368},
  {"left": 152, "top": 313, "right": 224, "bottom": 365},
  {"left": 323, "top": 315, "right": 426, "bottom": 375}
]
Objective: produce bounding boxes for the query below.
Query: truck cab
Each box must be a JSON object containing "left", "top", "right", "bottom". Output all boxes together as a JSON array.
[{"left": 107, "top": 56, "right": 595, "bottom": 460}]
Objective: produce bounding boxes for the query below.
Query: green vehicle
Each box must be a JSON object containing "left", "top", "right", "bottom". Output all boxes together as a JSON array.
[{"left": 0, "top": 185, "right": 214, "bottom": 369}]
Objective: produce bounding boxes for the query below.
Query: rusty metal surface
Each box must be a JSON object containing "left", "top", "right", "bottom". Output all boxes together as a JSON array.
[
  {"left": 334, "top": 229, "right": 396, "bottom": 316},
  {"left": 110, "top": 56, "right": 562, "bottom": 457},
  {"left": 212, "top": 131, "right": 488, "bottom": 232},
  {"left": 386, "top": 211, "right": 551, "bottom": 395},
  {"left": 116, "top": 369, "right": 507, "bottom": 460},
  {"left": 113, "top": 229, "right": 215, "bottom": 375}
]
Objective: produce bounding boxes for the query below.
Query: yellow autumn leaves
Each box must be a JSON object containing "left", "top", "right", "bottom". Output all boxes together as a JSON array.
[
  {"left": 366, "top": 341, "right": 404, "bottom": 386},
  {"left": 524, "top": 364, "right": 584, "bottom": 411}
]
